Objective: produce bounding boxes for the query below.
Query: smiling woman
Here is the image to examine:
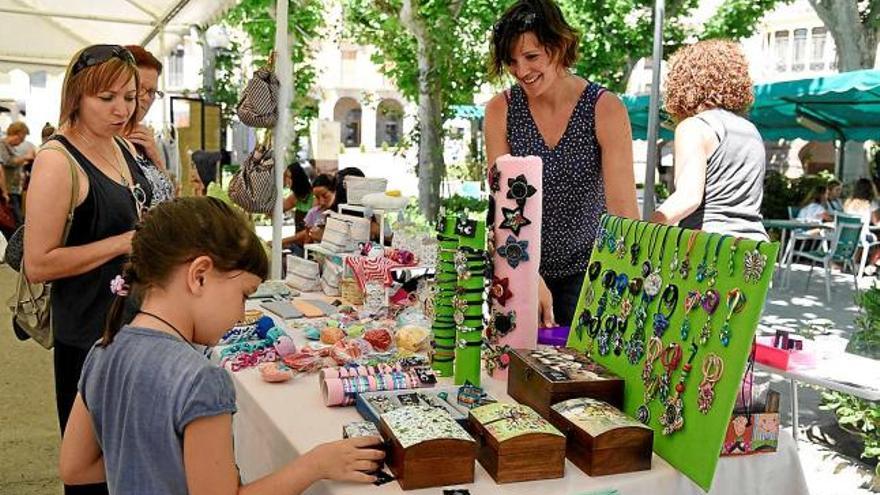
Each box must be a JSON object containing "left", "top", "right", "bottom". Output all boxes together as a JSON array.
[
  {"left": 484, "top": 0, "right": 639, "bottom": 328},
  {"left": 23, "top": 44, "right": 154, "bottom": 495}
]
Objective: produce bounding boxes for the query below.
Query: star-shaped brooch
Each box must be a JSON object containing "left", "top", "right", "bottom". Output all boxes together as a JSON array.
[
  {"left": 499, "top": 206, "right": 531, "bottom": 235},
  {"left": 490, "top": 276, "right": 513, "bottom": 305}
]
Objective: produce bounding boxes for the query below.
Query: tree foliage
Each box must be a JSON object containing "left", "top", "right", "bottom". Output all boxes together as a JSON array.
[{"left": 563, "top": 0, "right": 788, "bottom": 92}]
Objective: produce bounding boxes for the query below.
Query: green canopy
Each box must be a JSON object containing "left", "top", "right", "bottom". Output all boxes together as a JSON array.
[{"left": 625, "top": 69, "right": 880, "bottom": 142}]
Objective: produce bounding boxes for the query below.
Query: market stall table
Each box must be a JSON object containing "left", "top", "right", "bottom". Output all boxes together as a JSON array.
[
  {"left": 756, "top": 345, "right": 880, "bottom": 444},
  {"left": 229, "top": 362, "right": 808, "bottom": 495},
  {"left": 762, "top": 219, "right": 834, "bottom": 264}
]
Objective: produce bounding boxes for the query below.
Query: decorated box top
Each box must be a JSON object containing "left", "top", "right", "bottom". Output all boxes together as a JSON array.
[
  {"left": 471, "top": 403, "right": 564, "bottom": 443},
  {"left": 552, "top": 398, "right": 651, "bottom": 437},
  {"left": 524, "top": 347, "right": 616, "bottom": 382},
  {"left": 382, "top": 406, "right": 474, "bottom": 449}
]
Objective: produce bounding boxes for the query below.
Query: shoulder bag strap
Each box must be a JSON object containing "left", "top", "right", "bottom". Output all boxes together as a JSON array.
[{"left": 37, "top": 143, "right": 80, "bottom": 244}]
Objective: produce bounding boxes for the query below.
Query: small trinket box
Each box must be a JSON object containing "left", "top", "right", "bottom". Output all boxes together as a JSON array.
[
  {"left": 343, "top": 420, "right": 381, "bottom": 439},
  {"left": 356, "top": 386, "right": 495, "bottom": 427},
  {"left": 508, "top": 347, "right": 624, "bottom": 418},
  {"left": 549, "top": 398, "right": 653, "bottom": 476},
  {"left": 378, "top": 406, "right": 476, "bottom": 490},
  {"left": 469, "top": 402, "right": 566, "bottom": 483}
]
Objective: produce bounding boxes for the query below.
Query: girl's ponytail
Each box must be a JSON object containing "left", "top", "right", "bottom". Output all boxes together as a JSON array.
[{"left": 102, "top": 264, "right": 136, "bottom": 346}]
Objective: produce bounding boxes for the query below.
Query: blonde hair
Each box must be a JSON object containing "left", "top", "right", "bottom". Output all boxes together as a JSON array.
[
  {"left": 663, "top": 39, "right": 754, "bottom": 121},
  {"left": 6, "top": 121, "right": 29, "bottom": 137},
  {"left": 59, "top": 47, "right": 140, "bottom": 134}
]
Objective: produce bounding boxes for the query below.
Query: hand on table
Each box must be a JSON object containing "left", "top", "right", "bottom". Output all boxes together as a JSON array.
[{"left": 304, "top": 436, "right": 386, "bottom": 483}]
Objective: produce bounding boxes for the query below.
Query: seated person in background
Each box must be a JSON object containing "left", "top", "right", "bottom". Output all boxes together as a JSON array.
[
  {"left": 844, "top": 178, "right": 880, "bottom": 274},
  {"left": 284, "top": 174, "right": 337, "bottom": 247},
  {"left": 796, "top": 185, "right": 833, "bottom": 223},
  {"left": 826, "top": 179, "right": 843, "bottom": 212},
  {"left": 283, "top": 161, "right": 313, "bottom": 230}
]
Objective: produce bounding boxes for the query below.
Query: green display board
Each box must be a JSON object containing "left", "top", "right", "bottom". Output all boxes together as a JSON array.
[{"left": 566, "top": 216, "right": 778, "bottom": 491}]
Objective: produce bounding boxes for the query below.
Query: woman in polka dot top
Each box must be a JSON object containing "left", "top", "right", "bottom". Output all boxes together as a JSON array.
[{"left": 485, "top": 0, "right": 639, "bottom": 327}]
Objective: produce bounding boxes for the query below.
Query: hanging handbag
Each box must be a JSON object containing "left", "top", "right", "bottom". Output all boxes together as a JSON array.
[
  {"left": 0, "top": 198, "right": 15, "bottom": 232},
  {"left": 236, "top": 54, "right": 280, "bottom": 128},
  {"left": 9, "top": 143, "right": 80, "bottom": 349},
  {"left": 229, "top": 132, "right": 276, "bottom": 214}
]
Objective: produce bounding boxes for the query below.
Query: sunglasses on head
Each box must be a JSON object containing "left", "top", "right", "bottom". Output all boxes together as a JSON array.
[{"left": 72, "top": 45, "right": 135, "bottom": 76}]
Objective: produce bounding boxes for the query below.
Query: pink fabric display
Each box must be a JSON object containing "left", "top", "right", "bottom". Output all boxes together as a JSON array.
[
  {"left": 258, "top": 362, "right": 294, "bottom": 383},
  {"left": 488, "top": 154, "right": 543, "bottom": 379}
]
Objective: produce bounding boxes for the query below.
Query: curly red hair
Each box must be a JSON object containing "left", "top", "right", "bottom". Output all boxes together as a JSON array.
[{"left": 663, "top": 39, "right": 754, "bottom": 120}]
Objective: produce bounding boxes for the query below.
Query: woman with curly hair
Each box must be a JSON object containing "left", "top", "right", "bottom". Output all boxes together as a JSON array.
[{"left": 651, "top": 39, "right": 768, "bottom": 241}]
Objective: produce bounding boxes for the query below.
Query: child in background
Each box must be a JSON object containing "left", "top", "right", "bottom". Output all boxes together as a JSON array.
[{"left": 59, "top": 197, "right": 384, "bottom": 494}]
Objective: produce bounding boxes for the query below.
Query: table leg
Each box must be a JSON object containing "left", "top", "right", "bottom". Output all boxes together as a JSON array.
[
  {"left": 790, "top": 378, "right": 799, "bottom": 449},
  {"left": 779, "top": 229, "right": 788, "bottom": 265}
]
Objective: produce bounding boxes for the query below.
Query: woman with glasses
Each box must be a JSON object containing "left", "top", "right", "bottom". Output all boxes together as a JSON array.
[
  {"left": 123, "top": 45, "right": 174, "bottom": 206},
  {"left": 24, "top": 44, "right": 152, "bottom": 495},
  {"left": 485, "top": 0, "right": 639, "bottom": 328}
]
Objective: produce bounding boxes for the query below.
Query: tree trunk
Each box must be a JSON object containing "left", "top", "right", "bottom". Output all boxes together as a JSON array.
[
  {"left": 807, "top": 0, "right": 876, "bottom": 71},
  {"left": 401, "top": 0, "right": 446, "bottom": 219}
]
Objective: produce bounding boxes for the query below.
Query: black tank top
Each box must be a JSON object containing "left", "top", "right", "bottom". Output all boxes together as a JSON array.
[{"left": 50, "top": 135, "right": 153, "bottom": 349}]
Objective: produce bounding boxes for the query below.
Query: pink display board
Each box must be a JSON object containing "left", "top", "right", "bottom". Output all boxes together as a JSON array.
[{"left": 487, "top": 154, "right": 543, "bottom": 379}]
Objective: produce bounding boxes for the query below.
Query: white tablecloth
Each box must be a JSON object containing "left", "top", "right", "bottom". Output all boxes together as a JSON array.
[{"left": 229, "top": 367, "right": 809, "bottom": 495}]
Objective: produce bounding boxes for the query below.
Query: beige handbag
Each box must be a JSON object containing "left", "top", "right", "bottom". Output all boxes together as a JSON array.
[
  {"left": 286, "top": 256, "right": 321, "bottom": 292},
  {"left": 9, "top": 143, "right": 80, "bottom": 349},
  {"left": 321, "top": 214, "right": 371, "bottom": 253}
]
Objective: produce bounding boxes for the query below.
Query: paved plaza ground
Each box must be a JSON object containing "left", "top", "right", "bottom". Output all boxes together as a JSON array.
[{"left": 0, "top": 262, "right": 877, "bottom": 494}]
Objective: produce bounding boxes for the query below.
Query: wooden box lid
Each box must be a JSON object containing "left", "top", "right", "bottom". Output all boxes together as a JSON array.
[
  {"left": 469, "top": 403, "right": 565, "bottom": 455},
  {"left": 511, "top": 347, "right": 621, "bottom": 390},
  {"left": 380, "top": 405, "right": 475, "bottom": 451},
  {"left": 550, "top": 398, "right": 652, "bottom": 450}
]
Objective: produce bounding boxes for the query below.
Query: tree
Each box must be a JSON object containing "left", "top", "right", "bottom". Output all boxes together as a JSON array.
[
  {"left": 344, "top": 0, "right": 504, "bottom": 218},
  {"left": 807, "top": 0, "right": 878, "bottom": 72},
  {"left": 563, "top": 0, "right": 786, "bottom": 93},
  {"left": 217, "top": 0, "right": 324, "bottom": 153}
]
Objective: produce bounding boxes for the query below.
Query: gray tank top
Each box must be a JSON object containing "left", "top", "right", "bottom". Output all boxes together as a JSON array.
[{"left": 679, "top": 109, "right": 768, "bottom": 241}]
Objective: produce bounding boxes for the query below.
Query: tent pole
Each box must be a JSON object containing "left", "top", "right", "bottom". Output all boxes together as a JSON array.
[
  {"left": 643, "top": 0, "right": 665, "bottom": 220},
  {"left": 836, "top": 139, "right": 845, "bottom": 180},
  {"left": 272, "top": 0, "right": 292, "bottom": 279}
]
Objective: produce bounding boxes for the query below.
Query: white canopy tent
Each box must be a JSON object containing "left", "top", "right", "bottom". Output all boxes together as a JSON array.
[{"left": 0, "top": 0, "right": 239, "bottom": 74}]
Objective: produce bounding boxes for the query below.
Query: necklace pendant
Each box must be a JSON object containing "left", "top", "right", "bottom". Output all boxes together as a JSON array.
[
  {"left": 607, "top": 236, "right": 617, "bottom": 252},
  {"left": 659, "top": 373, "right": 672, "bottom": 402},
  {"left": 630, "top": 244, "right": 641, "bottom": 265},
  {"left": 634, "top": 303, "right": 648, "bottom": 332},
  {"left": 744, "top": 249, "right": 768, "bottom": 283},
  {"left": 597, "top": 331, "right": 612, "bottom": 356},
  {"left": 584, "top": 285, "right": 595, "bottom": 306},
  {"left": 644, "top": 271, "right": 662, "bottom": 297},
  {"left": 695, "top": 261, "right": 708, "bottom": 283},
  {"left": 642, "top": 261, "right": 652, "bottom": 278},
  {"left": 653, "top": 312, "right": 670, "bottom": 338},
  {"left": 621, "top": 298, "right": 633, "bottom": 319},
  {"left": 612, "top": 329, "right": 625, "bottom": 356},
  {"left": 719, "top": 322, "right": 732, "bottom": 347},
  {"left": 680, "top": 318, "right": 691, "bottom": 340},
  {"left": 706, "top": 266, "right": 719, "bottom": 287},
  {"left": 660, "top": 396, "right": 685, "bottom": 435},
  {"left": 679, "top": 259, "right": 691, "bottom": 280},
  {"left": 627, "top": 337, "right": 645, "bottom": 365},
  {"left": 698, "top": 382, "right": 717, "bottom": 414},
  {"left": 636, "top": 403, "right": 651, "bottom": 424},
  {"left": 609, "top": 290, "right": 623, "bottom": 307},
  {"left": 699, "top": 320, "right": 712, "bottom": 346},
  {"left": 669, "top": 255, "right": 680, "bottom": 279}
]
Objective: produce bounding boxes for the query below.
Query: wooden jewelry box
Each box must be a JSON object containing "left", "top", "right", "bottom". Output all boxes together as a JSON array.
[
  {"left": 549, "top": 397, "right": 653, "bottom": 476},
  {"left": 378, "top": 405, "right": 476, "bottom": 490},
  {"left": 507, "top": 347, "right": 625, "bottom": 418},
  {"left": 468, "top": 402, "right": 566, "bottom": 483}
]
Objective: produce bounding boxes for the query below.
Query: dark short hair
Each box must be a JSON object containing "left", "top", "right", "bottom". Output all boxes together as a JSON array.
[
  {"left": 489, "top": 0, "right": 579, "bottom": 79},
  {"left": 852, "top": 178, "right": 875, "bottom": 202},
  {"left": 287, "top": 161, "right": 312, "bottom": 199}
]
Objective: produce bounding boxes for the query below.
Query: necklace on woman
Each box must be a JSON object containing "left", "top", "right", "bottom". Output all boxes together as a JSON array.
[
  {"left": 138, "top": 310, "right": 196, "bottom": 350},
  {"left": 72, "top": 127, "right": 130, "bottom": 187}
]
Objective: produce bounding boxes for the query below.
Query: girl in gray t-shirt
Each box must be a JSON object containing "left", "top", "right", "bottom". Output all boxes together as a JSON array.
[{"left": 60, "top": 197, "right": 384, "bottom": 494}]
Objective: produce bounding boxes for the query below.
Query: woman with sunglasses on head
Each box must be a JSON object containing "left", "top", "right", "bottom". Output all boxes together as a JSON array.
[
  {"left": 123, "top": 45, "right": 175, "bottom": 207},
  {"left": 24, "top": 44, "right": 153, "bottom": 495},
  {"left": 485, "top": 0, "right": 639, "bottom": 328}
]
